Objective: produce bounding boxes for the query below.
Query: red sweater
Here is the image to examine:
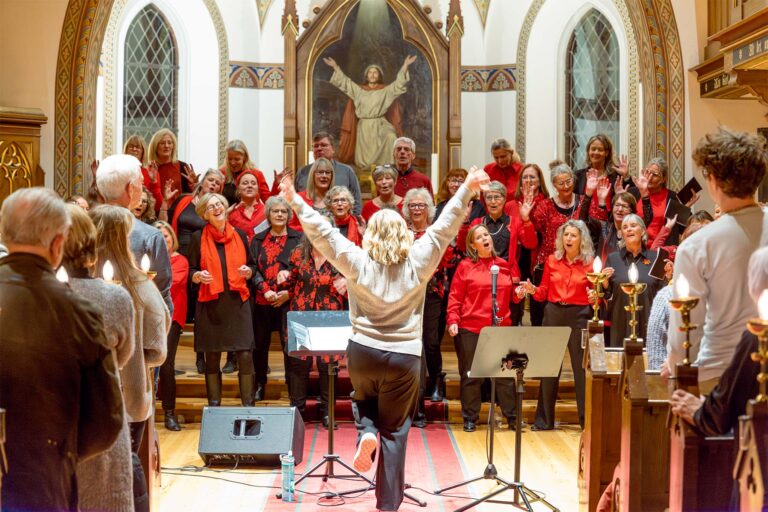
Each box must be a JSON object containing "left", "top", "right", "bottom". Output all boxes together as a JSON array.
[
  {"left": 361, "top": 198, "right": 404, "bottom": 223},
  {"left": 447, "top": 257, "right": 513, "bottom": 333},
  {"left": 169, "top": 252, "right": 189, "bottom": 326},
  {"left": 394, "top": 167, "right": 433, "bottom": 197},
  {"left": 636, "top": 188, "right": 669, "bottom": 243},
  {"left": 484, "top": 161, "right": 523, "bottom": 201},
  {"left": 141, "top": 167, "right": 163, "bottom": 213},
  {"left": 531, "top": 254, "right": 593, "bottom": 306}
]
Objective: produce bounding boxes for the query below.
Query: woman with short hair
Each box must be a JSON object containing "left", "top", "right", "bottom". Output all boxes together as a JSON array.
[
  {"left": 187, "top": 193, "right": 257, "bottom": 407},
  {"left": 64, "top": 204, "right": 135, "bottom": 512},
  {"left": 325, "top": 185, "right": 364, "bottom": 246},
  {"left": 361, "top": 165, "right": 403, "bottom": 222}
]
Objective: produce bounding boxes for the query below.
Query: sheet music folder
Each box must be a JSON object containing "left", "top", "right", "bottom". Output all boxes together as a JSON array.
[
  {"left": 286, "top": 310, "right": 352, "bottom": 357},
  {"left": 469, "top": 326, "right": 571, "bottom": 379}
]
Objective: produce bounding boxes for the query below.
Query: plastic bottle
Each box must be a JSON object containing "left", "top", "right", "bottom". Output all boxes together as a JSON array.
[{"left": 280, "top": 450, "right": 295, "bottom": 502}]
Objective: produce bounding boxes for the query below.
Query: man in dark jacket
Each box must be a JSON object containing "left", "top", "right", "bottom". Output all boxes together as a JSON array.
[{"left": 0, "top": 187, "right": 123, "bottom": 511}]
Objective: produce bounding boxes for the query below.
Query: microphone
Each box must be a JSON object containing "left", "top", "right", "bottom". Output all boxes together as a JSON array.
[{"left": 490, "top": 264, "right": 499, "bottom": 298}]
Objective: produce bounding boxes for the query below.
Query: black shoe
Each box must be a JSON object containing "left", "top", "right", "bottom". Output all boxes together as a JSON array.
[
  {"left": 253, "top": 384, "right": 264, "bottom": 402},
  {"left": 463, "top": 420, "right": 476, "bottom": 432},
  {"left": 506, "top": 417, "right": 517, "bottom": 431},
  {"left": 430, "top": 373, "right": 446, "bottom": 402},
  {"left": 266, "top": 365, "right": 271, "bottom": 375},
  {"left": 205, "top": 373, "right": 222, "bottom": 407},
  {"left": 322, "top": 416, "right": 339, "bottom": 430},
  {"left": 530, "top": 424, "right": 553, "bottom": 431},
  {"left": 196, "top": 353, "right": 205, "bottom": 374},
  {"left": 222, "top": 359, "right": 237, "bottom": 374},
  {"left": 164, "top": 410, "right": 181, "bottom": 431},
  {"left": 413, "top": 412, "right": 427, "bottom": 429}
]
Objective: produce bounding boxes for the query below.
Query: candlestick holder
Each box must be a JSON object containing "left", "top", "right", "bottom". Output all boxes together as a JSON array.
[
  {"left": 145, "top": 270, "right": 157, "bottom": 281},
  {"left": 620, "top": 281, "right": 647, "bottom": 344},
  {"left": 668, "top": 296, "right": 700, "bottom": 366},
  {"left": 586, "top": 270, "right": 607, "bottom": 324},
  {"left": 747, "top": 318, "right": 768, "bottom": 403}
]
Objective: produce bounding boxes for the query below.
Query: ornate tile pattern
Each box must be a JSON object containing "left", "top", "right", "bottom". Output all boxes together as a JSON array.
[
  {"left": 203, "top": 0, "right": 229, "bottom": 164},
  {"left": 229, "top": 62, "right": 286, "bottom": 89},
  {"left": 515, "top": 0, "right": 546, "bottom": 160},
  {"left": 460, "top": 66, "right": 516, "bottom": 92}
]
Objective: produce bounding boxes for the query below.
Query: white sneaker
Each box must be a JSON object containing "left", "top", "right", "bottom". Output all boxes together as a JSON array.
[{"left": 353, "top": 432, "right": 377, "bottom": 472}]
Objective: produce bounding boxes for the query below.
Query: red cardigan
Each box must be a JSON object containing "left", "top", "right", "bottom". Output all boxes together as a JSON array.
[{"left": 446, "top": 257, "right": 513, "bottom": 334}]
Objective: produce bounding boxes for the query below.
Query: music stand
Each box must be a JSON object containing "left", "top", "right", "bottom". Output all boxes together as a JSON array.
[
  {"left": 435, "top": 326, "right": 570, "bottom": 512},
  {"left": 285, "top": 311, "right": 427, "bottom": 507}
]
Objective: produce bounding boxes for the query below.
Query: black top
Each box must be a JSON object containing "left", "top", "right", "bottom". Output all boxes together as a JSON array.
[{"left": 170, "top": 197, "right": 206, "bottom": 257}]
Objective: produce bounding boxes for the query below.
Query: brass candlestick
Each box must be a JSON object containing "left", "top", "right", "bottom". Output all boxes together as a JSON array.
[
  {"left": 620, "top": 263, "right": 647, "bottom": 344},
  {"left": 669, "top": 295, "right": 700, "bottom": 366},
  {"left": 586, "top": 270, "right": 607, "bottom": 323},
  {"left": 747, "top": 317, "right": 768, "bottom": 403}
]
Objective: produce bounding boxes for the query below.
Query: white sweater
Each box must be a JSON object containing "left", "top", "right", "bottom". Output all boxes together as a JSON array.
[
  {"left": 667, "top": 205, "right": 768, "bottom": 381},
  {"left": 291, "top": 185, "right": 472, "bottom": 356}
]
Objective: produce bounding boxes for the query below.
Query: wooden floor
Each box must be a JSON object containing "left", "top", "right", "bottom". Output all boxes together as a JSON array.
[{"left": 156, "top": 422, "right": 583, "bottom": 511}]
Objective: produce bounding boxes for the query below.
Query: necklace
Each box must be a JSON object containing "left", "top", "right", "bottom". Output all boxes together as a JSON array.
[
  {"left": 553, "top": 195, "right": 577, "bottom": 217},
  {"left": 483, "top": 216, "right": 507, "bottom": 236}
]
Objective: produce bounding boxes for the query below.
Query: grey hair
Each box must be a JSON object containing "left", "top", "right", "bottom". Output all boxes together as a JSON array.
[
  {"left": 0, "top": 187, "right": 71, "bottom": 247},
  {"left": 393, "top": 137, "right": 416, "bottom": 153},
  {"left": 373, "top": 165, "right": 398, "bottom": 182},
  {"left": 324, "top": 185, "right": 355, "bottom": 210},
  {"left": 264, "top": 196, "right": 293, "bottom": 223},
  {"left": 402, "top": 187, "right": 435, "bottom": 224},
  {"left": 647, "top": 157, "right": 668, "bottom": 179},
  {"left": 748, "top": 246, "right": 768, "bottom": 303},
  {"left": 485, "top": 180, "right": 507, "bottom": 200},
  {"left": 490, "top": 138, "right": 512, "bottom": 152},
  {"left": 550, "top": 163, "right": 575, "bottom": 185},
  {"left": 617, "top": 213, "right": 649, "bottom": 248},
  {"left": 95, "top": 154, "right": 142, "bottom": 201},
  {"left": 554, "top": 219, "right": 594, "bottom": 263}
]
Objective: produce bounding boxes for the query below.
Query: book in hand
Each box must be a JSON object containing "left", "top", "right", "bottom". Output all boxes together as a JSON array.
[
  {"left": 665, "top": 199, "right": 692, "bottom": 227},
  {"left": 649, "top": 247, "right": 670, "bottom": 281},
  {"left": 676, "top": 177, "right": 702, "bottom": 206}
]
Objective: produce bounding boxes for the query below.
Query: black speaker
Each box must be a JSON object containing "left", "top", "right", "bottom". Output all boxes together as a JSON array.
[{"left": 198, "top": 406, "right": 305, "bottom": 466}]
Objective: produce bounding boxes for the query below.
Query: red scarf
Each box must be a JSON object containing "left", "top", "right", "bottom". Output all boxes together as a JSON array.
[
  {"left": 170, "top": 195, "right": 195, "bottom": 235},
  {"left": 335, "top": 214, "right": 361, "bottom": 246},
  {"left": 198, "top": 223, "right": 250, "bottom": 302}
]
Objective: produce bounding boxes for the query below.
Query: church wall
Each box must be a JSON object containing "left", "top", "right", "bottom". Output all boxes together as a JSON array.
[
  {"left": 672, "top": 0, "right": 767, "bottom": 212},
  {"left": 0, "top": 0, "right": 69, "bottom": 189}
]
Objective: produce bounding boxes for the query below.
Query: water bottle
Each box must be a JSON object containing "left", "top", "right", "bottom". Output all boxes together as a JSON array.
[{"left": 280, "top": 450, "right": 295, "bottom": 502}]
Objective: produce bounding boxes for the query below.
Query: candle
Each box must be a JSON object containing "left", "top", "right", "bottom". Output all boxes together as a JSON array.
[
  {"left": 140, "top": 254, "right": 150, "bottom": 273},
  {"left": 56, "top": 267, "right": 69, "bottom": 283},
  {"left": 677, "top": 274, "right": 690, "bottom": 298},
  {"left": 103, "top": 260, "right": 114, "bottom": 282},
  {"left": 593, "top": 256, "right": 603, "bottom": 274},
  {"left": 628, "top": 262, "right": 638, "bottom": 284},
  {"left": 308, "top": 151, "right": 315, "bottom": 165},
  {"left": 431, "top": 153, "right": 439, "bottom": 195},
  {"left": 759, "top": 290, "right": 768, "bottom": 321}
]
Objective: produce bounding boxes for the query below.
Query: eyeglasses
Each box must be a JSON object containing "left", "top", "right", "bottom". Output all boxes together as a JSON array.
[
  {"left": 126, "top": 144, "right": 142, "bottom": 150},
  {"left": 448, "top": 178, "right": 465, "bottom": 185},
  {"left": 205, "top": 202, "right": 224, "bottom": 212},
  {"left": 331, "top": 198, "right": 349, "bottom": 204},
  {"left": 647, "top": 171, "right": 663, "bottom": 178},
  {"left": 408, "top": 203, "right": 427, "bottom": 210},
  {"left": 553, "top": 179, "right": 574, "bottom": 188},
  {"left": 613, "top": 203, "right": 632, "bottom": 212},
  {"left": 484, "top": 194, "right": 505, "bottom": 202},
  {"left": 315, "top": 169, "right": 333, "bottom": 176}
]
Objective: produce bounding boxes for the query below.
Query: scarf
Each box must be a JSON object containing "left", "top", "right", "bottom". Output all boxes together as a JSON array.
[
  {"left": 335, "top": 214, "right": 361, "bottom": 246},
  {"left": 170, "top": 194, "right": 195, "bottom": 235},
  {"left": 198, "top": 223, "right": 250, "bottom": 302}
]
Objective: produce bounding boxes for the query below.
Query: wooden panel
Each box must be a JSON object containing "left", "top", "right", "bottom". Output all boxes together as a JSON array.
[{"left": 0, "top": 107, "right": 47, "bottom": 203}]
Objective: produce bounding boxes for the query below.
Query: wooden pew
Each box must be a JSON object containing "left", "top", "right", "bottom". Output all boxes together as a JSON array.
[
  {"left": 617, "top": 340, "right": 670, "bottom": 511},
  {"left": 580, "top": 340, "right": 623, "bottom": 510},
  {"left": 735, "top": 400, "right": 768, "bottom": 510},
  {"left": 139, "top": 371, "right": 161, "bottom": 511}
]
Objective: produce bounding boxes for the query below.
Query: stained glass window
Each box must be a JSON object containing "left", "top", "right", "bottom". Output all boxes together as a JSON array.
[
  {"left": 123, "top": 4, "right": 178, "bottom": 144},
  {"left": 565, "top": 9, "right": 620, "bottom": 169}
]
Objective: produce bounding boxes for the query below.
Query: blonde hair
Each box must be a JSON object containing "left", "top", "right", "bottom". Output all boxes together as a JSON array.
[
  {"left": 306, "top": 157, "right": 334, "bottom": 200},
  {"left": 153, "top": 220, "right": 179, "bottom": 253},
  {"left": 148, "top": 128, "right": 178, "bottom": 163},
  {"left": 362, "top": 209, "right": 413, "bottom": 266},
  {"left": 223, "top": 139, "right": 255, "bottom": 183},
  {"left": 90, "top": 205, "right": 146, "bottom": 308},
  {"left": 123, "top": 134, "right": 148, "bottom": 166},
  {"left": 63, "top": 203, "right": 97, "bottom": 273},
  {"left": 554, "top": 219, "right": 594, "bottom": 263},
  {"left": 464, "top": 225, "right": 496, "bottom": 263},
  {"left": 195, "top": 193, "right": 229, "bottom": 219}
]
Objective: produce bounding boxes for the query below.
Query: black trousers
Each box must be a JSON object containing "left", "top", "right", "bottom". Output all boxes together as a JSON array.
[
  {"left": 286, "top": 356, "right": 334, "bottom": 417},
  {"left": 454, "top": 329, "right": 516, "bottom": 421},
  {"left": 158, "top": 321, "right": 182, "bottom": 410},
  {"left": 129, "top": 421, "right": 148, "bottom": 512},
  {"left": 253, "top": 302, "right": 288, "bottom": 388},
  {"left": 347, "top": 342, "right": 420, "bottom": 511},
  {"left": 534, "top": 303, "right": 589, "bottom": 429},
  {"left": 422, "top": 292, "right": 443, "bottom": 379}
]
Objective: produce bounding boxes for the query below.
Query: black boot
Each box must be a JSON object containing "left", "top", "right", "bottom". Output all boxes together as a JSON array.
[
  {"left": 222, "top": 352, "right": 238, "bottom": 374},
  {"left": 196, "top": 352, "right": 205, "bottom": 374},
  {"left": 413, "top": 398, "right": 427, "bottom": 428},
  {"left": 205, "top": 372, "right": 222, "bottom": 406},
  {"left": 430, "top": 372, "right": 446, "bottom": 402},
  {"left": 253, "top": 383, "right": 264, "bottom": 402},
  {"left": 164, "top": 409, "right": 181, "bottom": 431},
  {"left": 238, "top": 373, "right": 255, "bottom": 406}
]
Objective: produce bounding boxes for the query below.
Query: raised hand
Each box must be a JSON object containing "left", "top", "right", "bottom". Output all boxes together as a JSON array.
[
  {"left": 585, "top": 168, "right": 599, "bottom": 197},
  {"left": 323, "top": 57, "right": 338, "bottom": 70},
  {"left": 163, "top": 179, "right": 179, "bottom": 203},
  {"left": 403, "top": 55, "right": 417, "bottom": 69},
  {"left": 634, "top": 168, "right": 650, "bottom": 197},
  {"left": 614, "top": 175, "right": 626, "bottom": 195},
  {"left": 274, "top": 167, "right": 292, "bottom": 184},
  {"left": 147, "top": 160, "right": 159, "bottom": 184},
  {"left": 615, "top": 154, "right": 629, "bottom": 177},
  {"left": 181, "top": 163, "right": 198, "bottom": 188},
  {"left": 597, "top": 176, "right": 612, "bottom": 203},
  {"left": 519, "top": 191, "right": 535, "bottom": 222},
  {"left": 279, "top": 172, "right": 297, "bottom": 203},
  {"left": 684, "top": 192, "right": 701, "bottom": 209},
  {"left": 465, "top": 165, "right": 490, "bottom": 194}
]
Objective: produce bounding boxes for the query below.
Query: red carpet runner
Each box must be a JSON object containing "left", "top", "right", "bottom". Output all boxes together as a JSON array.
[{"left": 265, "top": 423, "right": 472, "bottom": 511}]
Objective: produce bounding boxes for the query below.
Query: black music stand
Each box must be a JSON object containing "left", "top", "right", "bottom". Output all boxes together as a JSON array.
[
  {"left": 435, "top": 326, "right": 570, "bottom": 512},
  {"left": 285, "top": 311, "right": 426, "bottom": 507}
]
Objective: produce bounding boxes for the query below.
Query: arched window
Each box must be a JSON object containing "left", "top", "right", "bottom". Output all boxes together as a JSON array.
[
  {"left": 565, "top": 9, "right": 620, "bottom": 169},
  {"left": 123, "top": 4, "right": 178, "bottom": 144}
]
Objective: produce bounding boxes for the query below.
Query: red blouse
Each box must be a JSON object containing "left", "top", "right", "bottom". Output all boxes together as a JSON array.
[
  {"left": 228, "top": 202, "right": 266, "bottom": 243},
  {"left": 141, "top": 167, "right": 163, "bottom": 212},
  {"left": 484, "top": 161, "right": 523, "bottom": 201},
  {"left": 169, "top": 252, "right": 189, "bottom": 326},
  {"left": 446, "top": 257, "right": 513, "bottom": 334},
  {"left": 361, "top": 198, "right": 404, "bottom": 223},
  {"left": 636, "top": 188, "right": 669, "bottom": 244},
  {"left": 532, "top": 254, "right": 593, "bottom": 306}
]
